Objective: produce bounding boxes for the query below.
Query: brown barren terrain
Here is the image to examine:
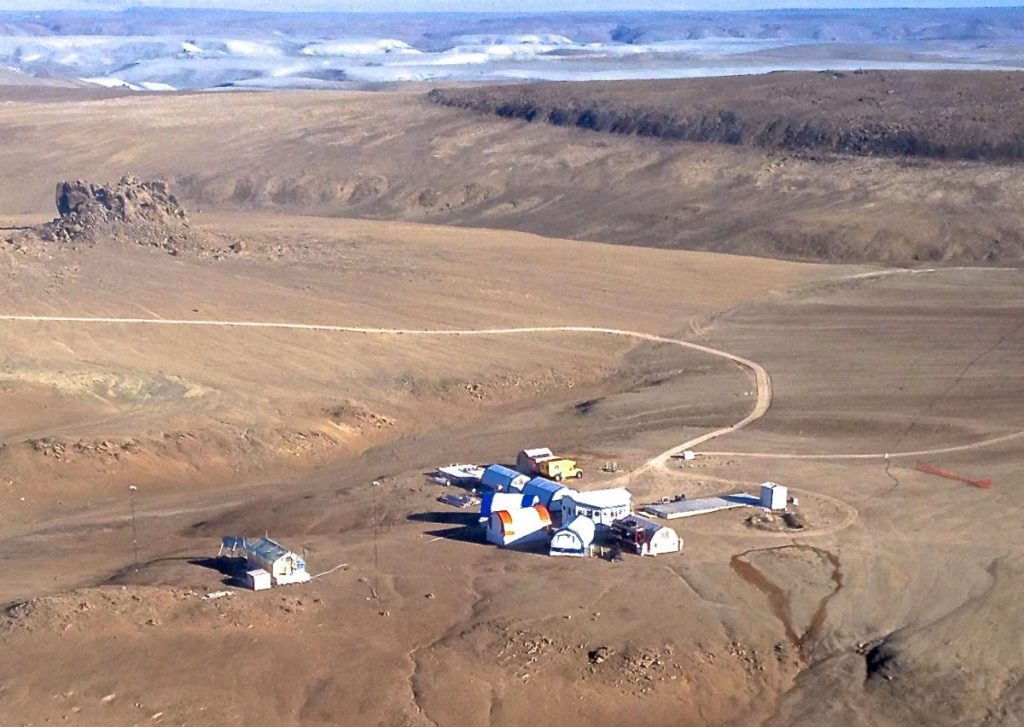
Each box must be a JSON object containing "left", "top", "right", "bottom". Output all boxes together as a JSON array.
[
  {"left": 1, "top": 76, "right": 1023, "bottom": 726},
  {"left": 0, "top": 74, "right": 1023, "bottom": 265}
]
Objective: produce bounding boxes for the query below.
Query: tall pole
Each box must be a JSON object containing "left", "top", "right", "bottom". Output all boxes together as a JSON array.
[
  {"left": 372, "top": 480, "right": 381, "bottom": 600},
  {"left": 129, "top": 484, "right": 139, "bottom": 571}
]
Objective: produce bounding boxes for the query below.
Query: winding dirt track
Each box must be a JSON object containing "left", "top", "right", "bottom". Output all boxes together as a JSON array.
[
  {"left": 701, "top": 429, "right": 1024, "bottom": 460},
  {"left": 2, "top": 312, "right": 1019, "bottom": 468},
  {"left": 0, "top": 314, "right": 772, "bottom": 472}
]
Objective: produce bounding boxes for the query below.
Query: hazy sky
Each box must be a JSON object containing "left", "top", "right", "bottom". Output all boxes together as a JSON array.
[{"left": 3, "top": 0, "right": 1023, "bottom": 12}]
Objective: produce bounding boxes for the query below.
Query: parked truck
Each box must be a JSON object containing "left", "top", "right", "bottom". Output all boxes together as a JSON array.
[{"left": 516, "top": 447, "right": 583, "bottom": 482}]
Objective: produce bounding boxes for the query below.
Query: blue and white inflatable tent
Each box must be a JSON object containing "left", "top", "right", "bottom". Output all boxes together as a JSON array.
[
  {"left": 480, "top": 464, "right": 529, "bottom": 492},
  {"left": 522, "top": 477, "right": 573, "bottom": 513}
]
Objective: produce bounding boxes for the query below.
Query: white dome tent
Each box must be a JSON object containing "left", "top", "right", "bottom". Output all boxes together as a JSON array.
[{"left": 549, "top": 515, "right": 596, "bottom": 557}]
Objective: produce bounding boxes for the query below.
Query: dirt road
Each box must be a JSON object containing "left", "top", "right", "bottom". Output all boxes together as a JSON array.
[{"left": 0, "top": 313, "right": 772, "bottom": 476}]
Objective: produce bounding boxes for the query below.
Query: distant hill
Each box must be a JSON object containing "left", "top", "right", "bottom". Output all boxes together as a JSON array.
[
  {"left": 3, "top": 78, "right": 1023, "bottom": 266},
  {"left": 431, "top": 71, "right": 1024, "bottom": 162},
  {"left": 0, "top": 65, "right": 82, "bottom": 88}
]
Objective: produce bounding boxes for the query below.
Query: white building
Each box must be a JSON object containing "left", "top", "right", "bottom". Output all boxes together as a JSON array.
[
  {"left": 486, "top": 505, "right": 552, "bottom": 547},
  {"left": 760, "top": 482, "right": 788, "bottom": 511},
  {"left": 245, "top": 569, "right": 272, "bottom": 591},
  {"left": 611, "top": 515, "right": 682, "bottom": 556},
  {"left": 549, "top": 515, "right": 596, "bottom": 557},
  {"left": 561, "top": 488, "right": 632, "bottom": 530},
  {"left": 245, "top": 537, "right": 310, "bottom": 585}
]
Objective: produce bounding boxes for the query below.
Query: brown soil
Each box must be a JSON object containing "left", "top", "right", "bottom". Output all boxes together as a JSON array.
[{"left": 0, "top": 84, "right": 1023, "bottom": 726}]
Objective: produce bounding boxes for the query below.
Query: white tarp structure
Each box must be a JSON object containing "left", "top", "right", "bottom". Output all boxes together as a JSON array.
[
  {"left": 643, "top": 524, "right": 682, "bottom": 555},
  {"left": 549, "top": 515, "right": 596, "bottom": 557},
  {"left": 486, "top": 505, "right": 552, "bottom": 547}
]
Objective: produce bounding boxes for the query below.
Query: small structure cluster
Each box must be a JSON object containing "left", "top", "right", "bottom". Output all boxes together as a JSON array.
[
  {"left": 434, "top": 446, "right": 681, "bottom": 559},
  {"left": 219, "top": 535, "right": 310, "bottom": 591},
  {"left": 431, "top": 448, "right": 800, "bottom": 560}
]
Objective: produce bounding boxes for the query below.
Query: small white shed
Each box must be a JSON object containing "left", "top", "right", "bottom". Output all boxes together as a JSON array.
[
  {"left": 760, "top": 482, "right": 788, "bottom": 511},
  {"left": 561, "top": 488, "right": 632, "bottom": 529},
  {"left": 245, "top": 568, "right": 272, "bottom": 591},
  {"left": 486, "top": 505, "right": 552, "bottom": 547},
  {"left": 549, "top": 515, "right": 596, "bottom": 557}
]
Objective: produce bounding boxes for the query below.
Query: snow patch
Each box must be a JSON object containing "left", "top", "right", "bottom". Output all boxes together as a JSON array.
[
  {"left": 138, "top": 81, "right": 176, "bottom": 91},
  {"left": 80, "top": 76, "right": 143, "bottom": 90},
  {"left": 299, "top": 38, "right": 419, "bottom": 57},
  {"left": 450, "top": 33, "right": 575, "bottom": 47},
  {"left": 223, "top": 39, "right": 286, "bottom": 57}
]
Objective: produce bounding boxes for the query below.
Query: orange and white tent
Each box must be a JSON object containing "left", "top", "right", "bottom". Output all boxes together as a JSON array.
[{"left": 486, "top": 505, "right": 552, "bottom": 547}]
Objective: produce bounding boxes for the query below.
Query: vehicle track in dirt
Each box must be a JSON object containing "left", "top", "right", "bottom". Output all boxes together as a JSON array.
[
  {"left": 701, "top": 430, "right": 1024, "bottom": 461},
  {"left": 0, "top": 315, "right": 773, "bottom": 478},
  {"left": 4, "top": 311, "right": 1019, "bottom": 474}
]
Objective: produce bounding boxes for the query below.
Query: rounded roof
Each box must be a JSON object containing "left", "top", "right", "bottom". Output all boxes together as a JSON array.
[
  {"left": 481, "top": 491, "right": 539, "bottom": 516},
  {"left": 490, "top": 505, "right": 551, "bottom": 535},
  {"left": 558, "top": 514, "right": 596, "bottom": 540}
]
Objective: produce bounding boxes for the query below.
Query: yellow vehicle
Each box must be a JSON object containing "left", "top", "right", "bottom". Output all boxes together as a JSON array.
[{"left": 537, "top": 457, "right": 583, "bottom": 482}]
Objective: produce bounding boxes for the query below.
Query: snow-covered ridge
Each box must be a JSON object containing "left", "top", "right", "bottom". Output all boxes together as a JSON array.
[{"left": 2, "top": 9, "right": 1024, "bottom": 91}]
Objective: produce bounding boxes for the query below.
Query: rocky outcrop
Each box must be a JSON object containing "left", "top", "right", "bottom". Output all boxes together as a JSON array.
[{"left": 39, "top": 175, "right": 199, "bottom": 253}]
